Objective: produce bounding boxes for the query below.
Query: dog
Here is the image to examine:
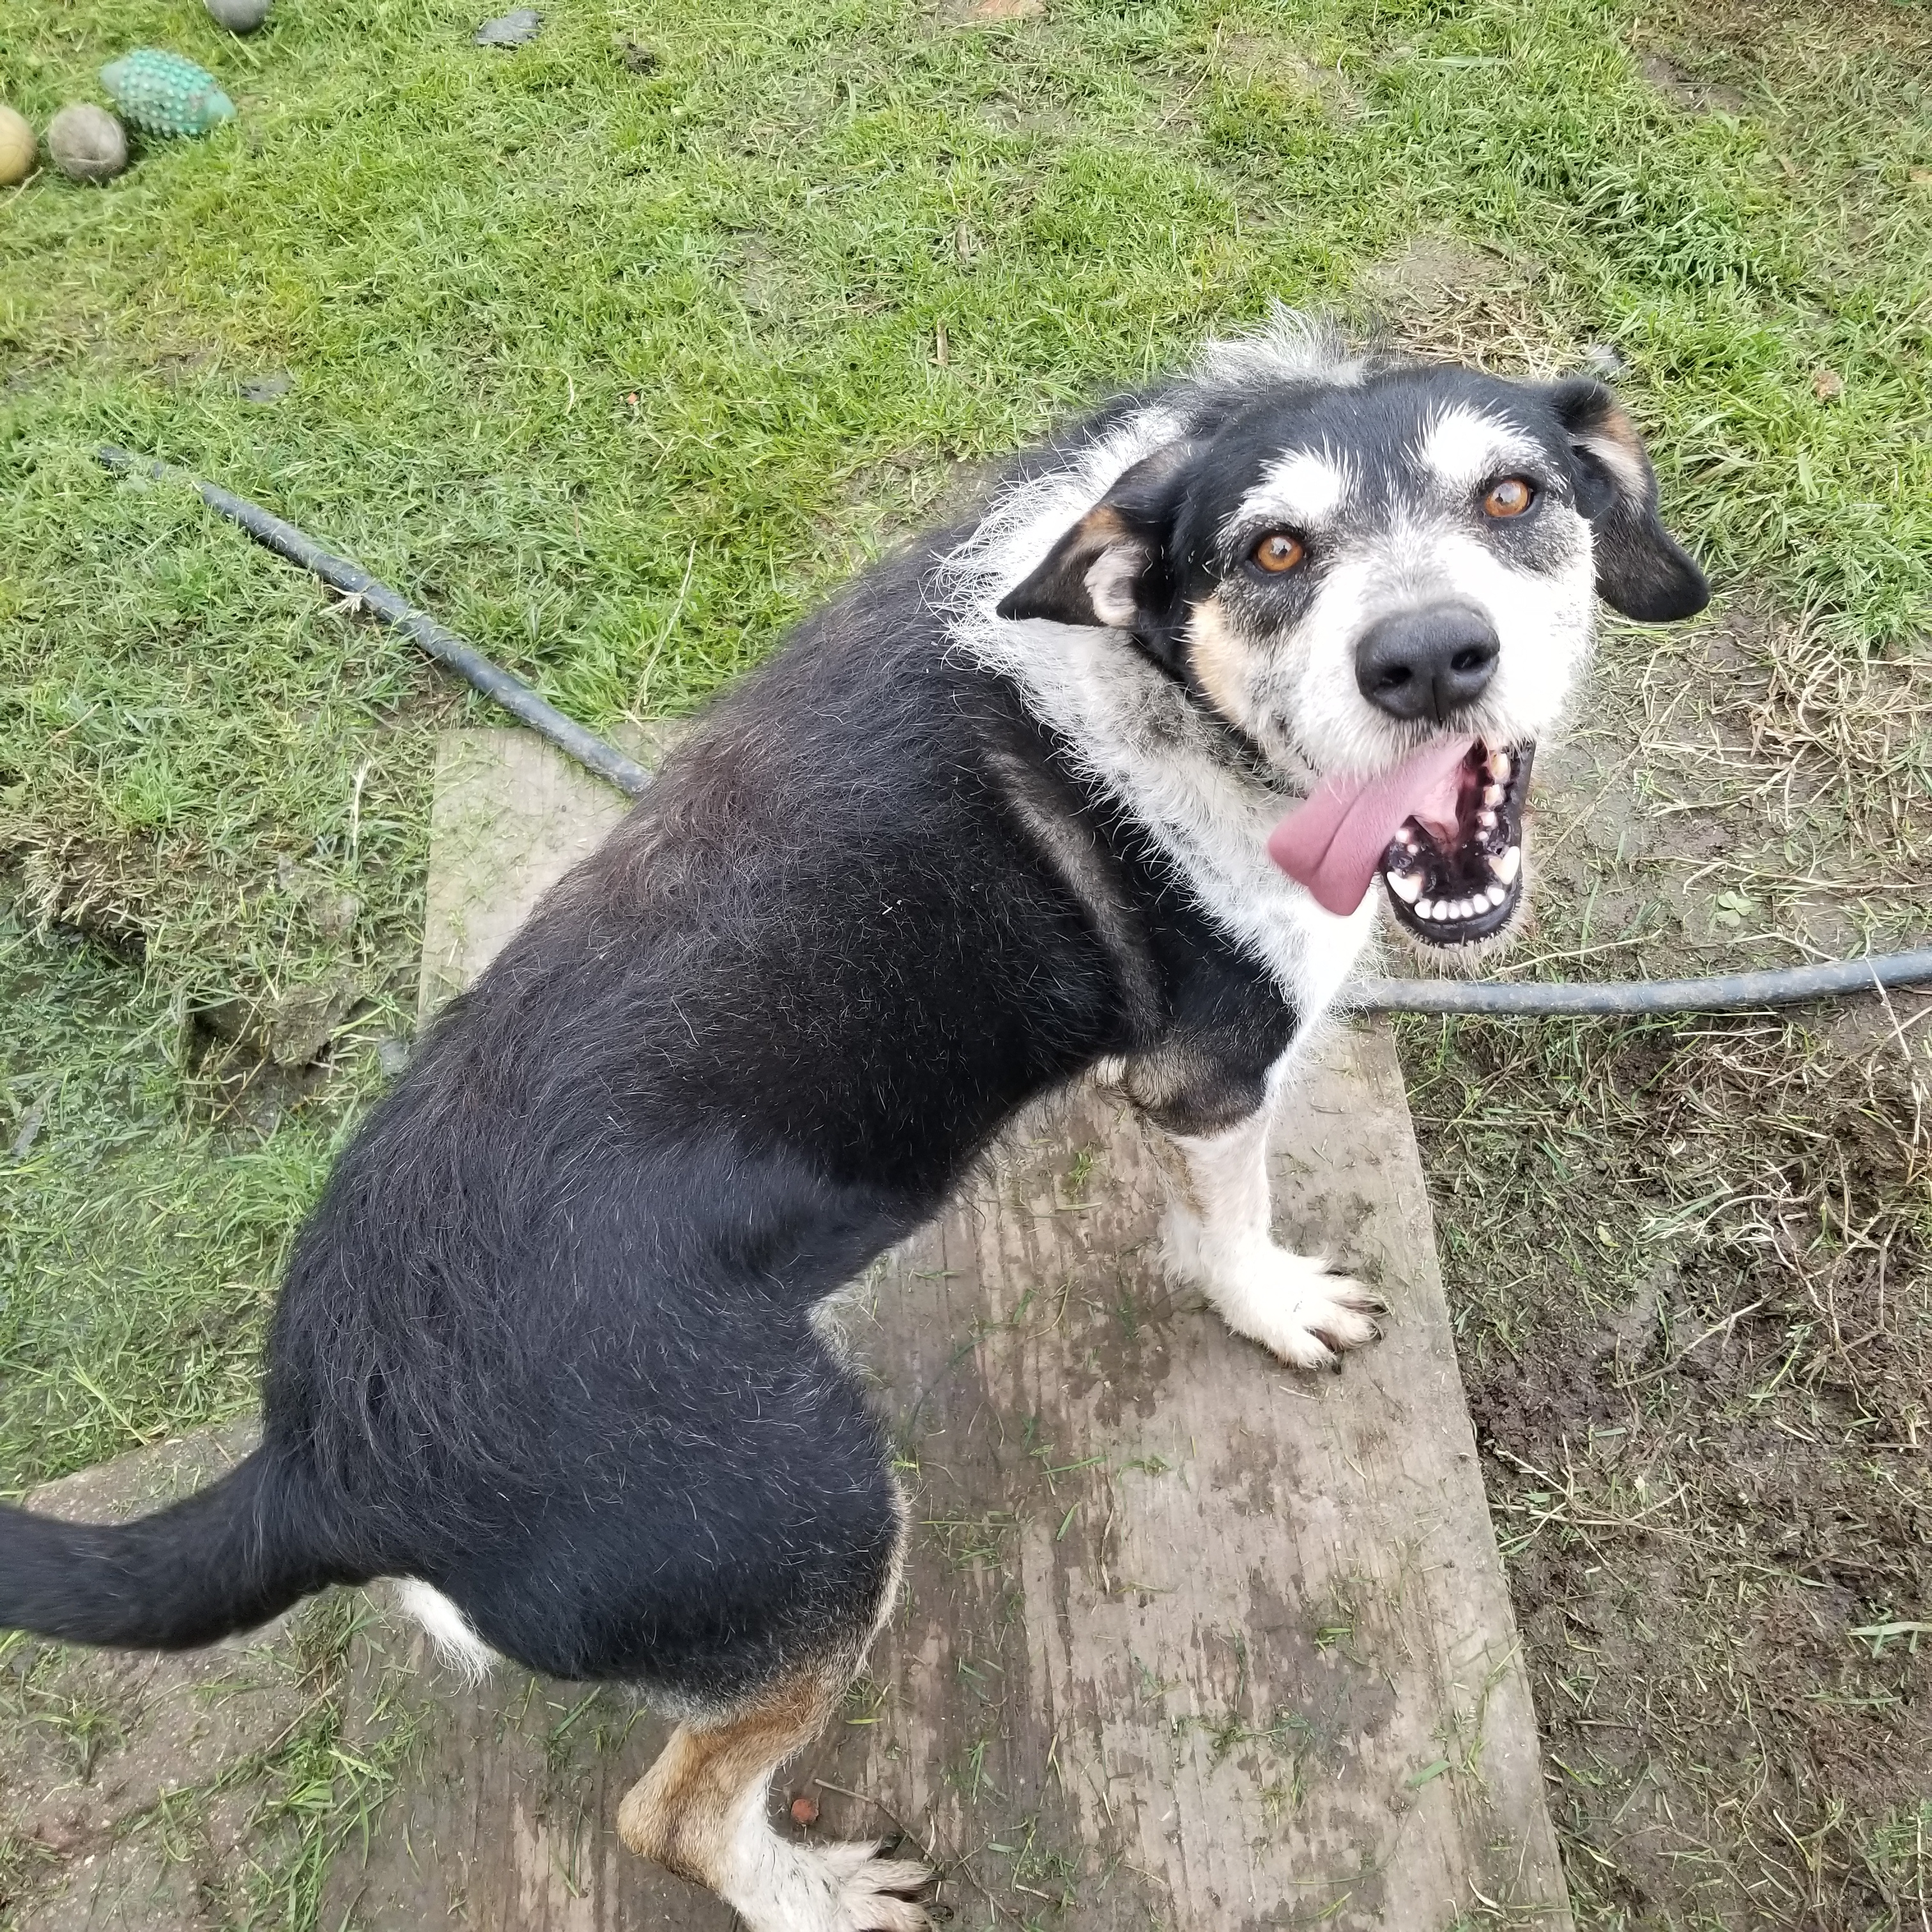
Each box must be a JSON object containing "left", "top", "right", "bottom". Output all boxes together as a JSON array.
[{"left": 0, "top": 313, "right": 1706, "bottom": 1931}]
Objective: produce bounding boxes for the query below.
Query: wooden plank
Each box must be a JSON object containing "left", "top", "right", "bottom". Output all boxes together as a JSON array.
[
  {"left": 805, "top": 1043, "right": 1570, "bottom": 1929},
  {"left": 325, "top": 728, "right": 1571, "bottom": 1930}
]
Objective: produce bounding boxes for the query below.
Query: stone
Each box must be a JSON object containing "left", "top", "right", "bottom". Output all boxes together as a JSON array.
[
  {"left": 46, "top": 103, "right": 128, "bottom": 184},
  {"left": 0, "top": 103, "right": 36, "bottom": 186},
  {"left": 204, "top": 0, "right": 272, "bottom": 33},
  {"left": 473, "top": 9, "right": 542, "bottom": 45}
]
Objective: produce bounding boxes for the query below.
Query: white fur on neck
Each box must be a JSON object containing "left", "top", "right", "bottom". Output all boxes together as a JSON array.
[{"left": 938, "top": 318, "right": 1378, "bottom": 1029}]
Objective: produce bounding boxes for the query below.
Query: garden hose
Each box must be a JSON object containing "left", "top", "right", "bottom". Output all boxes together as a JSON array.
[
  {"left": 97, "top": 446, "right": 1932, "bottom": 1018},
  {"left": 1354, "top": 951, "right": 1932, "bottom": 1015},
  {"left": 95, "top": 447, "right": 654, "bottom": 800}
]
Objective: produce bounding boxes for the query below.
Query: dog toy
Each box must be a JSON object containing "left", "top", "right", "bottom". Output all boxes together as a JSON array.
[
  {"left": 47, "top": 104, "right": 129, "bottom": 183},
  {"left": 100, "top": 50, "right": 234, "bottom": 137},
  {"left": 205, "top": 0, "right": 272, "bottom": 34},
  {"left": 0, "top": 105, "right": 35, "bottom": 185}
]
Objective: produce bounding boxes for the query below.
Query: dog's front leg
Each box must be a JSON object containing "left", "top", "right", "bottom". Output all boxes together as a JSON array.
[{"left": 1131, "top": 1054, "right": 1383, "bottom": 1371}]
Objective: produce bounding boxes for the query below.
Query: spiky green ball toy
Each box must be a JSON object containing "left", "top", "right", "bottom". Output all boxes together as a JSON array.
[{"left": 100, "top": 50, "right": 234, "bottom": 138}]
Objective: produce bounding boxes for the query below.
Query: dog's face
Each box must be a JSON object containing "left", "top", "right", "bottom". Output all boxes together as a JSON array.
[{"left": 997, "top": 365, "right": 1708, "bottom": 947}]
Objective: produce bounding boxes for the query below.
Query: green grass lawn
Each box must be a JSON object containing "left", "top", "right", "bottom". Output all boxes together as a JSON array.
[{"left": 3, "top": 0, "right": 1930, "bottom": 1922}]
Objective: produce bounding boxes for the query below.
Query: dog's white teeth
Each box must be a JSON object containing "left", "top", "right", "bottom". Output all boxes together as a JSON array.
[
  {"left": 1482, "top": 784, "right": 1503, "bottom": 808},
  {"left": 1457, "top": 897, "right": 1478, "bottom": 919},
  {"left": 1488, "top": 750, "right": 1513, "bottom": 783},
  {"left": 1414, "top": 898, "right": 1436, "bottom": 919},
  {"left": 1488, "top": 846, "right": 1521, "bottom": 884},
  {"left": 1477, "top": 808, "right": 1498, "bottom": 829},
  {"left": 1485, "top": 882, "right": 1508, "bottom": 907},
  {"left": 1386, "top": 870, "right": 1423, "bottom": 903}
]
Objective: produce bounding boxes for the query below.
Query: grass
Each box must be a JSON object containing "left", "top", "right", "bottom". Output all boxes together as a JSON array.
[{"left": 2, "top": 0, "right": 1931, "bottom": 1922}]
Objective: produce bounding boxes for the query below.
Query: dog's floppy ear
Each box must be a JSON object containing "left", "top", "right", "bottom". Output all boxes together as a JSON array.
[
  {"left": 995, "top": 444, "right": 1196, "bottom": 643},
  {"left": 1544, "top": 378, "right": 1710, "bottom": 623}
]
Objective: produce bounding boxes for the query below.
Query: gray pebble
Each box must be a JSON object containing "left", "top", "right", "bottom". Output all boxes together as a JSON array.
[
  {"left": 205, "top": 0, "right": 272, "bottom": 32},
  {"left": 475, "top": 8, "right": 542, "bottom": 45}
]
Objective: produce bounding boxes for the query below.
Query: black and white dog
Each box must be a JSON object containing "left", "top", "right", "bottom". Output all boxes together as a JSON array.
[{"left": 0, "top": 315, "right": 1706, "bottom": 1930}]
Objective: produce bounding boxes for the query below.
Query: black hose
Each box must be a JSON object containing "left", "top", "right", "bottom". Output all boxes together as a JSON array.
[
  {"left": 96, "top": 447, "right": 654, "bottom": 801},
  {"left": 1356, "top": 948, "right": 1932, "bottom": 1015},
  {"left": 97, "top": 446, "right": 1931, "bottom": 1018}
]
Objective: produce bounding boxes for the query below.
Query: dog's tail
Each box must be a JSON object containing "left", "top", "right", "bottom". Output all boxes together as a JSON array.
[{"left": 0, "top": 1446, "right": 337, "bottom": 1650}]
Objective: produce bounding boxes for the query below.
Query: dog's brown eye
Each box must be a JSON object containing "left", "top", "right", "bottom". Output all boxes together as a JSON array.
[
  {"left": 1483, "top": 477, "right": 1535, "bottom": 519},
  {"left": 1252, "top": 532, "right": 1305, "bottom": 574}
]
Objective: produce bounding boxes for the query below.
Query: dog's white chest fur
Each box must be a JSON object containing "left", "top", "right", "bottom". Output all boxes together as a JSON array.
[
  {"left": 962, "top": 613, "right": 1376, "bottom": 1020},
  {"left": 940, "top": 392, "right": 1379, "bottom": 1026}
]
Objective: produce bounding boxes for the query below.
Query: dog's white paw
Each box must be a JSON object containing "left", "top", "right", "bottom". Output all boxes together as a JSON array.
[
  {"left": 824, "top": 1839, "right": 934, "bottom": 1930},
  {"left": 1202, "top": 1246, "right": 1384, "bottom": 1371},
  {"left": 752, "top": 1837, "right": 933, "bottom": 1932}
]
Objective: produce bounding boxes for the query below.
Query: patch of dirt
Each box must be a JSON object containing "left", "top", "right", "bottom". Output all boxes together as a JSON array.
[
  {"left": 1401, "top": 595, "right": 1932, "bottom": 1926},
  {"left": 1634, "top": 49, "right": 1750, "bottom": 117},
  {"left": 1206, "top": 32, "right": 1361, "bottom": 121},
  {"left": 1351, "top": 233, "right": 1585, "bottom": 377}
]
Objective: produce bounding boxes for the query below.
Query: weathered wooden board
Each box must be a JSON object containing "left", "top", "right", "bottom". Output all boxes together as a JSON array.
[{"left": 322, "top": 728, "right": 1572, "bottom": 1931}]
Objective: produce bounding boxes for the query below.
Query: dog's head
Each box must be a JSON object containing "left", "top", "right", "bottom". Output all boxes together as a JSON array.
[{"left": 995, "top": 353, "right": 1708, "bottom": 947}]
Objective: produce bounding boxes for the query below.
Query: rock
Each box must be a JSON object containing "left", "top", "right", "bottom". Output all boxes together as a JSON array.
[
  {"left": 100, "top": 49, "right": 235, "bottom": 139},
  {"left": 47, "top": 103, "right": 128, "bottom": 183},
  {"left": 474, "top": 9, "right": 542, "bottom": 45},
  {"left": 240, "top": 371, "right": 293, "bottom": 402},
  {"left": 0, "top": 103, "right": 36, "bottom": 185},
  {"left": 204, "top": 0, "right": 271, "bottom": 32},
  {"left": 1811, "top": 367, "right": 1844, "bottom": 401}
]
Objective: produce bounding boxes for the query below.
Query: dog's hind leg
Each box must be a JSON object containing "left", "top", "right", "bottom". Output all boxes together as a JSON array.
[
  {"left": 617, "top": 1664, "right": 930, "bottom": 1932},
  {"left": 1129, "top": 1045, "right": 1383, "bottom": 1371}
]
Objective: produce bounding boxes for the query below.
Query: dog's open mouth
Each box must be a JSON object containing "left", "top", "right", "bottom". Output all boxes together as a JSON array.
[
  {"left": 1265, "top": 733, "right": 1535, "bottom": 945},
  {"left": 1380, "top": 740, "right": 1532, "bottom": 946}
]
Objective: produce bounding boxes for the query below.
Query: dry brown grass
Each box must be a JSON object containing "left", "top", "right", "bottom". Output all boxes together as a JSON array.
[
  {"left": 1405, "top": 995, "right": 1932, "bottom": 1929},
  {"left": 1401, "top": 560, "right": 1932, "bottom": 1931},
  {"left": 1611, "top": 608, "right": 1932, "bottom": 950}
]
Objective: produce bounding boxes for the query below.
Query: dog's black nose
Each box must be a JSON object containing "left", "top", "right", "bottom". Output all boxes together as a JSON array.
[{"left": 1355, "top": 602, "right": 1500, "bottom": 723}]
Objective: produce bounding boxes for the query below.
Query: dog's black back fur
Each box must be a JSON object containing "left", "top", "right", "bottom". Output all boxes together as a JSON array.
[{"left": 0, "top": 534, "right": 1293, "bottom": 1705}]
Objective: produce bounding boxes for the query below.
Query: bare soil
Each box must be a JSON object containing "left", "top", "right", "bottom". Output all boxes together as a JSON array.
[{"left": 1399, "top": 607, "right": 1932, "bottom": 1929}]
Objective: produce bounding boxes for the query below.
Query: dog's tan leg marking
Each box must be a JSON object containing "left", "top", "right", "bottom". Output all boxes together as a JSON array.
[
  {"left": 617, "top": 1669, "right": 930, "bottom": 1932},
  {"left": 1146, "top": 1102, "right": 1383, "bottom": 1372}
]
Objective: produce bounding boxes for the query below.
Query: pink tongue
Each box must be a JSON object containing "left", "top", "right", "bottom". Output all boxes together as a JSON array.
[{"left": 1268, "top": 737, "right": 1477, "bottom": 916}]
